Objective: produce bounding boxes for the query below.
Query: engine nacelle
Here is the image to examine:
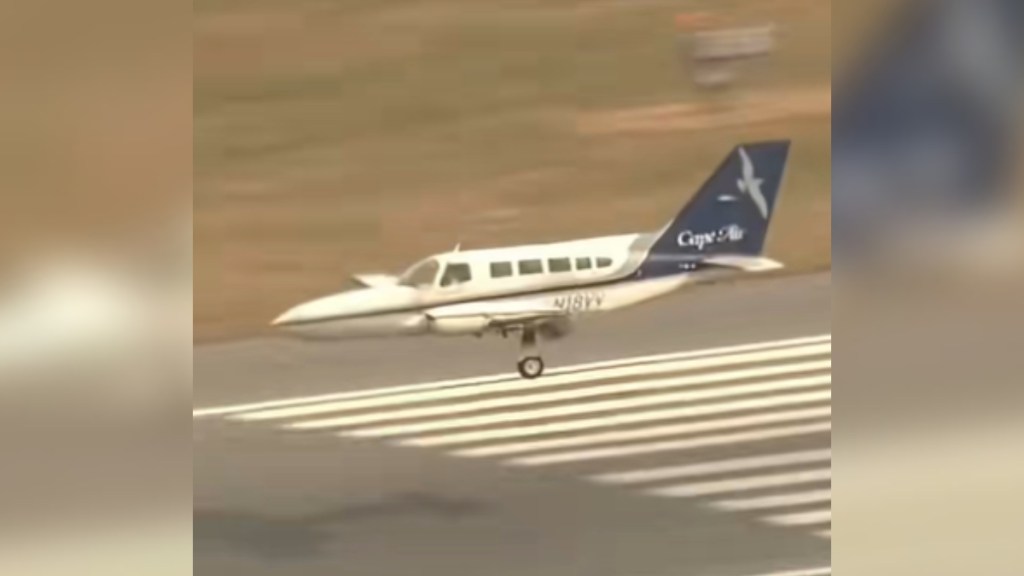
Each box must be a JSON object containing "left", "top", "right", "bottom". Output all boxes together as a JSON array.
[
  {"left": 539, "top": 319, "right": 574, "bottom": 340},
  {"left": 428, "top": 315, "right": 490, "bottom": 336}
]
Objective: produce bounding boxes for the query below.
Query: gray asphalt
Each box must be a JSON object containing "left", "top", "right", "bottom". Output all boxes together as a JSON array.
[{"left": 195, "top": 272, "right": 831, "bottom": 576}]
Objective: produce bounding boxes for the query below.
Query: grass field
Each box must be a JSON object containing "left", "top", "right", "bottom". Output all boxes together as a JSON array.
[{"left": 195, "top": 0, "right": 831, "bottom": 341}]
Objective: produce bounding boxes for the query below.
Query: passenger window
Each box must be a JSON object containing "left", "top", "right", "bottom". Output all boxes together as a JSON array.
[
  {"left": 440, "top": 263, "right": 472, "bottom": 287},
  {"left": 518, "top": 259, "right": 543, "bottom": 275},
  {"left": 548, "top": 258, "right": 571, "bottom": 273},
  {"left": 490, "top": 261, "right": 513, "bottom": 278},
  {"left": 575, "top": 257, "right": 592, "bottom": 271},
  {"left": 596, "top": 257, "right": 613, "bottom": 268}
]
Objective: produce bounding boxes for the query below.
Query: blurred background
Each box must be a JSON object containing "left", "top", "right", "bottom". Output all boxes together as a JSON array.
[
  {"left": 833, "top": 2, "right": 1024, "bottom": 574},
  {"left": 0, "top": 0, "right": 190, "bottom": 574}
]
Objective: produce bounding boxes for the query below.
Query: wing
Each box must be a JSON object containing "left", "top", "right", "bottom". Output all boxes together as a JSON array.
[
  {"left": 426, "top": 300, "right": 574, "bottom": 339},
  {"left": 427, "top": 300, "right": 568, "bottom": 328}
]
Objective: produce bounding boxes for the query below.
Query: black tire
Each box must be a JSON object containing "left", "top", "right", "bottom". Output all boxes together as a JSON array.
[{"left": 517, "top": 356, "right": 545, "bottom": 379}]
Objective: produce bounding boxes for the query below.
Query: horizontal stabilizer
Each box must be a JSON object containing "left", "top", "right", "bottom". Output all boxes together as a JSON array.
[{"left": 703, "top": 255, "right": 785, "bottom": 272}]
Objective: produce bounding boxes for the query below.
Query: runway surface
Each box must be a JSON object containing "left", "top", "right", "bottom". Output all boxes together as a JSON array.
[{"left": 195, "top": 272, "right": 831, "bottom": 576}]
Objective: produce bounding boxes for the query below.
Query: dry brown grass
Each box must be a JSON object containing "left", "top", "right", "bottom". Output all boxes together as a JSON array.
[
  {"left": 195, "top": 0, "right": 831, "bottom": 341},
  {"left": 576, "top": 85, "right": 830, "bottom": 134}
]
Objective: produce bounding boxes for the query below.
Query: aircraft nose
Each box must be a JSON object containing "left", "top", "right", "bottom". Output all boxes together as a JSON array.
[
  {"left": 270, "top": 293, "right": 364, "bottom": 328},
  {"left": 271, "top": 309, "right": 297, "bottom": 327},
  {"left": 271, "top": 303, "right": 315, "bottom": 327},
  {"left": 271, "top": 288, "right": 417, "bottom": 334}
]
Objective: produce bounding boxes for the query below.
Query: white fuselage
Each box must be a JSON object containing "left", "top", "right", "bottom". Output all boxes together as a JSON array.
[{"left": 272, "top": 232, "right": 699, "bottom": 341}]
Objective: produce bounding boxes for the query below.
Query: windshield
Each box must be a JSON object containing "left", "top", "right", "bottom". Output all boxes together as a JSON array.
[{"left": 398, "top": 258, "right": 440, "bottom": 288}]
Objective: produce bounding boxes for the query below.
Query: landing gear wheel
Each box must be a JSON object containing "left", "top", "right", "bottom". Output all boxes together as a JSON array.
[
  {"left": 517, "top": 356, "right": 545, "bottom": 379},
  {"left": 517, "top": 326, "right": 544, "bottom": 379}
]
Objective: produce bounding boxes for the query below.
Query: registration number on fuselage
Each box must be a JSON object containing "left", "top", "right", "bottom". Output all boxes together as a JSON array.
[{"left": 553, "top": 291, "right": 605, "bottom": 313}]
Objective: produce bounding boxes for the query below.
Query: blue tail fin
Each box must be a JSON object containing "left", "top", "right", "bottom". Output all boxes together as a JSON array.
[
  {"left": 638, "top": 141, "right": 791, "bottom": 278},
  {"left": 833, "top": 0, "right": 1024, "bottom": 256}
]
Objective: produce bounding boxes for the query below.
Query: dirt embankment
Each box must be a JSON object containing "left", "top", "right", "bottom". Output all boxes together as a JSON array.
[{"left": 577, "top": 86, "right": 831, "bottom": 135}]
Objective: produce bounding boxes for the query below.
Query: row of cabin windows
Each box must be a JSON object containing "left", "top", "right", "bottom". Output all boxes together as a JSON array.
[
  {"left": 491, "top": 256, "right": 612, "bottom": 279},
  {"left": 439, "top": 257, "right": 613, "bottom": 287}
]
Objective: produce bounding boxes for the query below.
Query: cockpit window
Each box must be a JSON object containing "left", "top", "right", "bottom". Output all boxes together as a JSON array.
[
  {"left": 399, "top": 258, "right": 440, "bottom": 288},
  {"left": 440, "top": 262, "right": 472, "bottom": 287}
]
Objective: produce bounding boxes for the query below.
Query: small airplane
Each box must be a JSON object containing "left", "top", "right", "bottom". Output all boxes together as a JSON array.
[{"left": 272, "top": 141, "right": 791, "bottom": 378}]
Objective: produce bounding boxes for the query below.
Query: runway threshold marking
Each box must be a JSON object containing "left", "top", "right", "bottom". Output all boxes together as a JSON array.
[
  {"left": 648, "top": 468, "right": 832, "bottom": 498},
  {"left": 591, "top": 449, "right": 832, "bottom": 485},
  {"left": 738, "top": 568, "right": 830, "bottom": 576},
  {"left": 236, "top": 343, "right": 830, "bottom": 422},
  {"left": 405, "top": 390, "right": 831, "bottom": 447},
  {"left": 714, "top": 489, "right": 832, "bottom": 511},
  {"left": 292, "top": 363, "right": 830, "bottom": 432},
  {"left": 765, "top": 508, "right": 832, "bottom": 528},
  {"left": 451, "top": 406, "right": 831, "bottom": 458},
  {"left": 192, "top": 333, "right": 831, "bottom": 418},
  {"left": 506, "top": 422, "right": 832, "bottom": 467},
  {"left": 194, "top": 333, "right": 831, "bottom": 541}
]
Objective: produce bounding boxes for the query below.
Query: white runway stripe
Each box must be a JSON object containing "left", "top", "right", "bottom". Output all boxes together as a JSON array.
[
  {"left": 647, "top": 467, "right": 831, "bottom": 498},
  {"left": 507, "top": 421, "right": 832, "bottom": 467},
  {"left": 408, "top": 390, "right": 832, "bottom": 448},
  {"left": 715, "top": 489, "right": 832, "bottom": 511},
  {"left": 323, "top": 371, "right": 831, "bottom": 436},
  {"left": 194, "top": 334, "right": 832, "bottom": 418},
  {"left": 765, "top": 508, "right": 831, "bottom": 527},
  {"left": 591, "top": 449, "right": 832, "bottom": 485},
  {"left": 739, "top": 568, "right": 831, "bottom": 576},
  {"left": 274, "top": 359, "right": 829, "bottom": 430},
  {"left": 451, "top": 406, "right": 831, "bottom": 458},
  {"left": 232, "top": 343, "right": 831, "bottom": 422}
]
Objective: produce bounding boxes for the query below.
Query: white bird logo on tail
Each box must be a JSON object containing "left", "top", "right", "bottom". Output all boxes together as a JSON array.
[{"left": 737, "top": 147, "right": 769, "bottom": 220}]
